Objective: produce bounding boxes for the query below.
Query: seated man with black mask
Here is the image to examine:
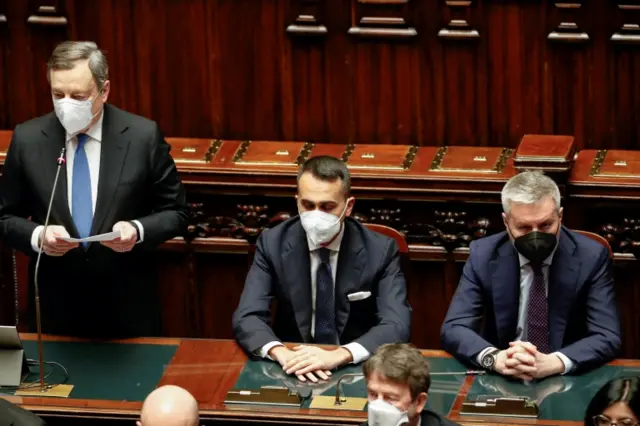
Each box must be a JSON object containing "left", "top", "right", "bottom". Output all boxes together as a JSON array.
[{"left": 441, "top": 171, "right": 621, "bottom": 379}]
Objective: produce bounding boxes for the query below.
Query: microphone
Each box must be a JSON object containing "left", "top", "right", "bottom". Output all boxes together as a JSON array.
[{"left": 33, "top": 147, "right": 66, "bottom": 392}]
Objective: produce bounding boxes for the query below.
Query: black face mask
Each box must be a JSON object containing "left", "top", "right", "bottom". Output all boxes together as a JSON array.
[{"left": 513, "top": 231, "right": 558, "bottom": 265}]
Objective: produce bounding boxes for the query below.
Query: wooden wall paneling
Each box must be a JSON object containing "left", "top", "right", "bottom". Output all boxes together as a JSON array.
[
  {"left": 197, "top": 252, "right": 253, "bottom": 339},
  {"left": 25, "top": 0, "right": 69, "bottom": 118},
  {"left": 286, "top": 0, "right": 328, "bottom": 36},
  {"left": 349, "top": 0, "right": 419, "bottom": 145},
  {"left": 610, "top": 2, "right": 640, "bottom": 149},
  {"left": 406, "top": 261, "right": 451, "bottom": 350},
  {"left": 68, "top": 1, "right": 139, "bottom": 121},
  {"left": 546, "top": 1, "right": 589, "bottom": 149},
  {"left": 0, "top": 0, "right": 9, "bottom": 130},
  {"left": 439, "top": 1, "right": 486, "bottom": 146}
]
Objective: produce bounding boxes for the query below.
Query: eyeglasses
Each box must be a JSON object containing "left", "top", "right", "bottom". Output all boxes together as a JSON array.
[{"left": 593, "top": 415, "right": 639, "bottom": 426}]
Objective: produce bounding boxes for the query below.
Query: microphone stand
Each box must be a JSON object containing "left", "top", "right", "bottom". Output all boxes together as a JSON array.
[{"left": 34, "top": 147, "right": 66, "bottom": 392}]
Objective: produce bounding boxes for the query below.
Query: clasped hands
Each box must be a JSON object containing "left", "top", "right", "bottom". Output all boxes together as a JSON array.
[
  {"left": 494, "top": 341, "right": 565, "bottom": 381},
  {"left": 269, "top": 345, "right": 353, "bottom": 383},
  {"left": 39, "top": 221, "right": 137, "bottom": 256}
]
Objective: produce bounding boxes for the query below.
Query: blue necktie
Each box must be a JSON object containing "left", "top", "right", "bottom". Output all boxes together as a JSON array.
[
  {"left": 315, "top": 248, "right": 337, "bottom": 344},
  {"left": 72, "top": 133, "right": 93, "bottom": 245}
]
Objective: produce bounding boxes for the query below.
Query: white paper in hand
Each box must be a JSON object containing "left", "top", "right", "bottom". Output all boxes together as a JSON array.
[{"left": 59, "top": 230, "right": 121, "bottom": 243}]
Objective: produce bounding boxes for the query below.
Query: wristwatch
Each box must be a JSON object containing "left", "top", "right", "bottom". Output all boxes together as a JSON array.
[{"left": 481, "top": 348, "right": 500, "bottom": 370}]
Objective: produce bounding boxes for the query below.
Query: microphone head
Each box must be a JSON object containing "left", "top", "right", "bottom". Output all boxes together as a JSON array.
[{"left": 57, "top": 147, "right": 66, "bottom": 165}]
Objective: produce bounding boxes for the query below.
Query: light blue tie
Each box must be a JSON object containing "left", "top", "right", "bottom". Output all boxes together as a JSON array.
[{"left": 72, "top": 133, "right": 93, "bottom": 245}]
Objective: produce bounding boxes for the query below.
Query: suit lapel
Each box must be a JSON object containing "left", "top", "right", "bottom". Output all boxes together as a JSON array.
[
  {"left": 548, "top": 229, "right": 579, "bottom": 352},
  {"left": 283, "top": 222, "right": 313, "bottom": 342},
  {"left": 90, "top": 105, "right": 131, "bottom": 237},
  {"left": 491, "top": 240, "right": 520, "bottom": 346},
  {"left": 40, "top": 114, "right": 77, "bottom": 236},
  {"left": 335, "top": 221, "right": 365, "bottom": 336}
]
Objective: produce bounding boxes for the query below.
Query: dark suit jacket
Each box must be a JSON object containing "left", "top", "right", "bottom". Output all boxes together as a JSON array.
[
  {"left": 440, "top": 227, "right": 621, "bottom": 372},
  {"left": 232, "top": 217, "right": 411, "bottom": 355},
  {"left": 360, "top": 409, "right": 460, "bottom": 426},
  {"left": 0, "top": 104, "right": 188, "bottom": 337},
  {"left": 0, "top": 398, "right": 46, "bottom": 426}
]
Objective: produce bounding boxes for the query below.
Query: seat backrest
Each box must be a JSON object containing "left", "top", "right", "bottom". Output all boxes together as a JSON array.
[
  {"left": 363, "top": 223, "right": 409, "bottom": 253},
  {"left": 573, "top": 229, "right": 614, "bottom": 259}
]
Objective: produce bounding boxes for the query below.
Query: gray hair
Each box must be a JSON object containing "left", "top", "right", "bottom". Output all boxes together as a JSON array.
[
  {"left": 501, "top": 171, "right": 561, "bottom": 214},
  {"left": 47, "top": 41, "right": 109, "bottom": 91}
]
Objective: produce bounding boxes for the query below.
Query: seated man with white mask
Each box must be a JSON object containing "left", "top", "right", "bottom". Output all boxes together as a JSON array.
[
  {"left": 232, "top": 156, "right": 411, "bottom": 382},
  {"left": 362, "top": 343, "right": 459, "bottom": 426}
]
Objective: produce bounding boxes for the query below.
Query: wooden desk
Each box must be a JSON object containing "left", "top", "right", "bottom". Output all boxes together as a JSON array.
[{"left": 1, "top": 335, "right": 637, "bottom": 426}]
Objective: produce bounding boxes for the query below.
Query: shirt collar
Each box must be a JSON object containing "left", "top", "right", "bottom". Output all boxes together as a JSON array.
[
  {"left": 65, "top": 109, "right": 104, "bottom": 143},
  {"left": 517, "top": 234, "right": 560, "bottom": 268},
  {"left": 306, "top": 223, "right": 345, "bottom": 253}
]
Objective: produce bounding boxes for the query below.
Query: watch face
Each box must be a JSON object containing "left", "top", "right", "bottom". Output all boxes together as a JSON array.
[{"left": 482, "top": 354, "right": 495, "bottom": 369}]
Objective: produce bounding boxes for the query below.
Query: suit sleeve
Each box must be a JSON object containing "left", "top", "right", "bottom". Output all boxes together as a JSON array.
[
  {"left": 440, "top": 242, "right": 494, "bottom": 364},
  {"left": 353, "top": 238, "right": 411, "bottom": 353},
  {"left": 0, "top": 127, "right": 39, "bottom": 254},
  {"left": 134, "top": 124, "right": 188, "bottom": 248},
  {"left": 232, "top": 231, "right": 280, "bottom": 354},
  {"left": 558, "top": 246, "right": 621, "bottom": 372}
]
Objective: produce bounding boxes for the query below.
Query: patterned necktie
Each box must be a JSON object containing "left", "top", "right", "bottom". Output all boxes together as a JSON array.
[
  {"left": 72, "top": 133, "right": 93, "bottom": 246},
  {"left": 315, "top": 248, "right": 337, "bottom": 344},
  {"left": 526, "top": 264, "right": 549, "bottom": 353}
]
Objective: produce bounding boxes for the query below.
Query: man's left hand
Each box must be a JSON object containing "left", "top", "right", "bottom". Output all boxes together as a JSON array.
[
  {"left": 283, "top": 346, "right": 353, "bottom": 377},
  {"left": 101, "top": 221, "right": 137, "bottom": 253}
]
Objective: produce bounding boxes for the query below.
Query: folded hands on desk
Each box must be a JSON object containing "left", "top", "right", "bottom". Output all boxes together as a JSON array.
[
  {"left": 269, "top": 345, "right": 354, "bottom": 383},
  {"left": 495, "top": 341, "right": 565, "bottom": 381}
]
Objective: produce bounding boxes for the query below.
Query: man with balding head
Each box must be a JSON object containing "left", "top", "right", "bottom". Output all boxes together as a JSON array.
[{"left": 138, "top": 385, "right": 199, "bottom": 426}]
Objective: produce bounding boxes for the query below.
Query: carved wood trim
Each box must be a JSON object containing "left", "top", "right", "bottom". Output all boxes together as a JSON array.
[
  {"left": 348, "top": 0, "right": 417, "bottom": 39},
  {"left": 438, "top": 0, "right": 479, "bottom": 40}
]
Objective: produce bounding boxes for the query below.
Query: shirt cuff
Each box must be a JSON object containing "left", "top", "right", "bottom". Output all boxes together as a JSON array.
[
  {"left": 553, "top": 351, "right": 574, "bottom": 375},
  {"left": 476, "top": 347, "right": 497, "bottom": 367},
  {"left": 31, "top": 226, "right": 44, "bottom": 253},
  {"left": 342, "top": 343, "right": 371, "bottom": 364},
  {"left": 258, "top": 341, "right": 284, "bottom": 360},
  {"left": 131, "top": 220, "right": 144, "bottom": 243}
]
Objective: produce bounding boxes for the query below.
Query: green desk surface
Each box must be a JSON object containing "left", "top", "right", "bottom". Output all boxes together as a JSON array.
[
  {"left": 231, "top": 356, "right": 467, "bottom": 414},
  {"left": 465, "top": 365, "right": 640, "bottom": 422},
  {"left": 0, "top": 340, "right": 177, "bottom": 402}
]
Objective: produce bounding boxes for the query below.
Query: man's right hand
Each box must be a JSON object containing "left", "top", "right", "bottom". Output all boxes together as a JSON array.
[
  {"left": 38, "top": 225, "right": 79, "bottom": 256},
  {"left": 268, "top": 345, "right": 331, "bottom": 383},
  {"left": 494, "top": 347, "right": 536, "bottom": 381}
]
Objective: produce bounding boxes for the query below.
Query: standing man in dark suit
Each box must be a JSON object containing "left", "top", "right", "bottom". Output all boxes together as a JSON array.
[
  {"left": 441, "top": 171, "right": 621, "bottom": 379},
  {"left": 0, "top": 398, "right": 46, "bottom": 426},
  {"left": 232, "top": 156, "right": 411, "bottom": 382},
  {"left": 0, "top": 41, "right": 188, "bottom": 337}
]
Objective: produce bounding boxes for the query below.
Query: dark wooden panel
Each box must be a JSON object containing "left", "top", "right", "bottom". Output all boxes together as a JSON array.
[{"left": 1, "top": 1, "right": 640, "bottom": 148}]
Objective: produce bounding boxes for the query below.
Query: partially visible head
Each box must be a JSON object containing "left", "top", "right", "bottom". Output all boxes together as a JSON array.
[
  {"left": 137, "top": 385, "right": 199, "bottom": 426},
  {"left": 501, "top": 171, "right": 563, "bottom": 239},
  {"left": 363, "top": 343, "right": 430, "bottom": 424},
  {"left": 48, "top": 41, "right": 110, "bottom": 131},
  {"left": 585, "top": 378, "right": 640, "bottom": 426},
  {"left": 296, "top": 155, "right": 354, "bottom": 218}
]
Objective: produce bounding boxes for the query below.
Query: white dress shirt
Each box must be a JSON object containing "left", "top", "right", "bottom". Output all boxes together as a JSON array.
[
  {"left": 30, "top": 113, "right": 144, "bottom": 251},
  {"left": 476, "top": 244, "right": 574, "bottom": 374},
  {"left": 259, "top": 225, "right": 371, "bottom": 364}
]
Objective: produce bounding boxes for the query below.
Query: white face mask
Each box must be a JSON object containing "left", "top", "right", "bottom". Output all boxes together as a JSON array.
[
  {"left": 299, "top": 202, "right": 348, "bottom": 246},
  {"left": 367, "top": 398, "right": 409, "bottom": 426},
  {"left": 53, "top": 95, "right": 100, "bottom": 136}
]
